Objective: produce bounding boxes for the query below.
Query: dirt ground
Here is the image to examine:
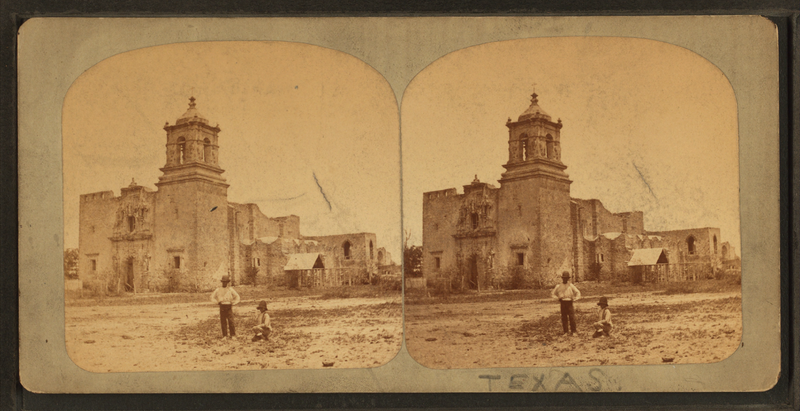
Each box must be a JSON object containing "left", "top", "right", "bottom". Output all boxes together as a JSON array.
[
  {"left": 405, "top": 290, "right": 741, "bottom": 369},
  {"left": 66, "top": 293, "right": 402, "bottom": 372}
]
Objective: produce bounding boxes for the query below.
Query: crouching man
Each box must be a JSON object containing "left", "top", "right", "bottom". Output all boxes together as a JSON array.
[
  {"left": 592, "top": 296, "right": 613, "bottom": 338},
  {"left": 251, "top": 300, "right": 272, "bottom": 342}
]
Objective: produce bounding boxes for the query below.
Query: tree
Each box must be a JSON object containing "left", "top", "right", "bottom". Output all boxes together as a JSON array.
[
  {"left": 403, "top": 230, "right": 423, "bottom": 278},
  {"left": 64, "top": 248, "right": 79, "bottom": 279}
]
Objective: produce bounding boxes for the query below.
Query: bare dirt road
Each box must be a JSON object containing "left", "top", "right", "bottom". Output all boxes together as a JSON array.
[
  {"left": 66, "top": 294, "right": 402, "bottom": 372},
  {"left": 405, "top": 290, "right": 741, "bottom": 369}
]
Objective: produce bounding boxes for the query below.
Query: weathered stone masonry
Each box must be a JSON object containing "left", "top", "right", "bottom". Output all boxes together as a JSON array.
[
  {"left": 78, "top": 98, "right": 389, "bottom": 291},
  {"left": 422, "top": 90, "right": 736, "bottom": 286}
]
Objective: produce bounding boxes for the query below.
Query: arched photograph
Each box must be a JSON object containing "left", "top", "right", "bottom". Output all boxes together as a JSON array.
[
  {"left": 62, "top": 41, "right": 402, "bottom": 372},
  {"left": 402, "top": 37, "right": 742, "bottom": 369}
]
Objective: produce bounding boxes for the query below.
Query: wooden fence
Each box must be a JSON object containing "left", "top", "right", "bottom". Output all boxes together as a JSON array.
[
  {"left": 405, "top": 277, "right": 426, "bottom": 290},
  {"left": 631, "top": 262, "right": 715, "bottom": 283},
  {"left": 286, "top": 267, "right": 368, "bottom": 288}
]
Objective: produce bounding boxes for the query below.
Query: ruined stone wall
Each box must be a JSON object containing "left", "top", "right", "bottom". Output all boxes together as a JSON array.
[
  {"left": 591, "top": 234, "right": 632, "bottom": 281},
  {"left": 230, "top": 203, "right": 301, "bottom": 242},
  {"left": 720, "top": 241, "right": 737, "bottom": 260},
  {"left": 272, "top": 215, "right": 300, "bottom": 239},
  {"left": 227, "top": 205, "right": 241, "bottom": 284},
  {"left": 570, "top": 201, "right": 586, "bottom": 281},
  {"left": 78, "top": 191, "right": 118, "bottom": 282},
  {"left": 581, "top": 238, "right": 598, "bottom": 281},
  {"left": 265, "top": 241, "right": 291, "bottom": 285},
  {"left": 421, "top": 188, "right": 462, "bottom": 279},
  {"left": 306, "top": 233, "right": 377, "bottom": 275},
  {"left": 571, "top": 198, "right": 644, "bottom": 236},
  {"left": 615, "top": 211, "right": 645, "bottom": 234},
  {"left": 239, "top": 241, "right": 271, "bottom": 285},
  {"left": 570, "top": 199, "right": 596, "bottom": 236},
  {"left": 376, "top": 247, "right": 393, "bottom": 266},
  {"left": 592, "top": 200, "right": 623, "bottom": 235},
  {"left": 647, "top": 227, "right": 721, "bottom": 264},
  {"left": 608, "top": 237, "right": 633, "bottom": 281}
]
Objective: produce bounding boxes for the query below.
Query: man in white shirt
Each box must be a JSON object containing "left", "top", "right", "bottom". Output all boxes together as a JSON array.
[
  {"left": 210, "top": 275, "right": 241, "bottom": 339},
  {"left": 551, "top": 271, "right": 581, "bottom": 336}
]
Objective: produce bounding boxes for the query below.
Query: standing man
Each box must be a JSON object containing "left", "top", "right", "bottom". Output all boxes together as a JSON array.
[
  {"left": 211, "top": 275, "right": 241, "bottom": 339},
  {"left": 551, "top": 271, "right": 581, "bottom": 336}
]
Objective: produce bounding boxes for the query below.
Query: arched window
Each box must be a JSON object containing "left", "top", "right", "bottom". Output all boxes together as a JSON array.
[
  {"left": 343, "top": 241, "right": 352, "bottom": 260},
  {"left": 522, "top": 139, "right": 528, "bottom": 160},
  {"left": 686, "top": 236, "right": 696, "bottom": 255},
  {"left": 713, "top": 235, "right": 718, "bottom": 254},
  {"left": 177, "top": 137, "right": 186, "bottom": 164},
  {"left": 471, "top": 213, "right": 479, "bottom": 230},
  {"left": 546, "top": 135, "right": 554, "bottom": 159},
  {"left": 127, "top": 216, "right": 135, "bottom": 232},
  {"left": 369, "top": 241, "right": 374, "bottom": 259},
  {"left": 519, "top": 133, "right": 528, "bottom": 161},
  {"left": 377, "top": 251, "right": 384, "bottom": 262},
  {"left": 203, "top": 138, "right": 211, "bottom": 162},
  {"left": 722, "top": 245, "right": 728, "bottom": 258}
]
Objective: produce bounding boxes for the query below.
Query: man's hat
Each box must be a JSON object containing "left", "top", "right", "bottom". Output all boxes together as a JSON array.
[
  {"left": 598, "top": 296, "right": 609, "bottom": 306},
  {"left": 221, "top": 275, "right": 230, "bottom": 283},
  {"left": 257, "top": 300, "right": 268, "bottom": 310},
  {"left": 561, "top": 271, "right": 571, "bottom": 279}
]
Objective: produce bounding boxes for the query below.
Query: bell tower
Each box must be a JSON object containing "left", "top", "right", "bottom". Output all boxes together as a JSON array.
[
  {"left": 153, "top": 97, "right": 231, "bottom": 289},
  {"left": 157, "top": 97, "right": 228, "bottom": 188},
  {"left": 496, "top": 89, "right": 573, "bottom": 281},
  {"left": 499, "top": 91, "right": 570, "bottom": 184}
]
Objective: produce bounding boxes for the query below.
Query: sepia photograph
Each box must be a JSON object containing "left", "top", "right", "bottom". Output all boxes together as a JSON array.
[
  {"left": 17, "top": 16, "right": 780, "bottom": 394},
  {"left": 402, "top": 37, "right": 743, "bottom": 369},
  {"left": 61, "top": 41, "right": 403, "bottom": 372}
]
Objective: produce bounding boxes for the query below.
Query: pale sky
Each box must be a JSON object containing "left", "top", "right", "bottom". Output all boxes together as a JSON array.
[
  {"left": 402, "top": 37, "right": 741, "bottom": 252},
  {"left": 63, "top": 38, "right": 742, "bottom": 258},
  {"left": 63, "top": 42, "right": 402, "bottom": 259}
]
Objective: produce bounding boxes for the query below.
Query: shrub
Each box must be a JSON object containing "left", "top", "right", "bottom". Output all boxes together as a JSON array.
[
  {"left": 157, "top": 268, "right": 184, "bottom": 293},
  {"left": 83, "top": 269, "right": 121, "bottom": 298},
  {"left": 588, "top": 263, "right": 602, "bottom": 282},
  {"left": 379, "top": 275, "right": 402, "bottom": 291},
  {"left": 243, "top": 267, "right": 259, "bottom": 286},
  {"left": 426, "top": 268, "right": 457, "bottom": 296},
  {"left": 497, "top": 265, "right": 547, "bottom": 290}
]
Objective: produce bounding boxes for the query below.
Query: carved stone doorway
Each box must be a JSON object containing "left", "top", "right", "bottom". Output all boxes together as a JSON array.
[
  {"left": 467, "top": 255, "right": 479, "bottom": 290},
  {"left": 124, "top": 257, "right": 135, "bottom": 292}
]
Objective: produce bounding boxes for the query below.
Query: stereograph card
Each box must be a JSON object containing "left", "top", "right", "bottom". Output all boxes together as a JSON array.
[{"left": 17, "top": 16, "right": 780, "bottom": 393}]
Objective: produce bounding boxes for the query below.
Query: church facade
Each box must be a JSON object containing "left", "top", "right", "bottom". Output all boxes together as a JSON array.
[
  {"left": 422, "top": 91, "right": 738, "bottom": 289},
  {"left": 78, "top": 98, "right": 393, "bottom": 292}
]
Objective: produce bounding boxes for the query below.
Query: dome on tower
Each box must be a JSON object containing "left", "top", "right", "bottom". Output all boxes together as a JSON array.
[
  {"left": 517, "top": 92, "right": 552, "bottom": 122},
  {"left": 176, "top": 96, "right": 210, "bottom": 125}
]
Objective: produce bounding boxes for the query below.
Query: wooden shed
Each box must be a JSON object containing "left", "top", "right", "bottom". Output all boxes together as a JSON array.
[
  {"left": 284, "top": 253, "right": 325, "bottom": 289},
  {"left": 628, "top": 248, "right": 669, "bottom": 282}
]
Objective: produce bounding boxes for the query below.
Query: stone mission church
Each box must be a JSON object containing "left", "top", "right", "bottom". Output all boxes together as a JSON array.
[
  {"left": 422, "top": 90, "right": 738, "bottom": 289},
  {"left": 78, "top": 98, "right": 393, "bottom": 292}
]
